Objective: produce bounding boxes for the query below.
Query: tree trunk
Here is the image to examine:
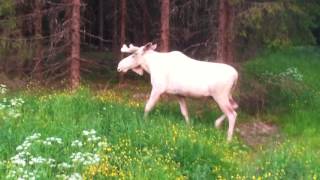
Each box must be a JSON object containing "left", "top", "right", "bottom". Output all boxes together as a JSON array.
[
  {"left": 140, "top": 0, "right": 151, "bottom": 44},
  {"left": 118, "top": 0, "right": 127, "bottom": 83},
  {"left": 135, "top": 0, "right": 152, "bottom": 44},
  {"left": 142, "top": 8, "right": 148, "bottom": 44},
  {"left": 112, "top": 0, "right": 118, "bottom": 56},
  {"left": 226, "top": 5, "right": 234, "bottom": 64},
  {"left": 160, "top": 0, "right": 170, "bottom": 52},
  {"left": 119, "top": 0, "right": 127, "bottom": 50},
  {"left": 98, "top": 0, "right": 104, "bottom": 50},
  {"left": 70, "top": 0, "right": 81, "bottom": 89},
  {"left": 33, "top": 0, "right": 43, "bottom": 81},
  {"left": 216, "top": 0, "right": 234, "bottom": 63}
]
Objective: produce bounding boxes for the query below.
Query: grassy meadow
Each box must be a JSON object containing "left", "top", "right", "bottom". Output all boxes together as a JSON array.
[{"left": 0, "top": 47, "right": 320, "bottom": 179}]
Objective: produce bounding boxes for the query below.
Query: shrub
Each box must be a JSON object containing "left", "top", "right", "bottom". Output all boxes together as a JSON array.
[{"left": 239, "top": 66, "right": 312, "bottom": 114}]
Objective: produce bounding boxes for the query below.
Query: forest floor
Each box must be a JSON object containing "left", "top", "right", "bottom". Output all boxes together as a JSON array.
[{"left": 0, "top": 47, "right": 319, "bottom": 179}]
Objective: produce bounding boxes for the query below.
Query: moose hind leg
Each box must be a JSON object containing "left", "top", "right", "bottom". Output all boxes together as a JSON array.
[
  {"left": 229, "top": 96, "right": 238, "bottom": 109},
  {"left": 226, "top": 109, "right": 237, "bottom": 142},
  {"left": 178, "top": 96, "right": 190, "bottom": 124},
  {"left": 214, "top": 96, "right": 237, "bottom": 142},
  {"left": 215, "top": 114, "right": 226, "bottom": 128}
]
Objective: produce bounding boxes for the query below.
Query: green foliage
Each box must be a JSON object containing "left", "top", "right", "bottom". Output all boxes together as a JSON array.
[
  {"left": 237, "top": 0, "right": 320, "bottom": 51},
  {"left": 0, "top": 0, "right": 33, "bottom": 65},
  {"left": 240, "top": 47, "right": 320, "bottom": 113},
  {"left": 0, "top": 0, "right": 17, "bottom": 38},
  {"left": 0, "top": 0, "right": 15, "bottom": 16},
  {"left": 240, "top": 47, "right": 320, "bottom": 156}
]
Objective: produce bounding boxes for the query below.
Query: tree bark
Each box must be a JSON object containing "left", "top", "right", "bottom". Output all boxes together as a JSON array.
[
  {"left": 216, "top": 0, "right": 234, "bottom": 63},
  {"left": 33, "top": 0, "right": 43, "bottom": 81},
  {"left": 141, "top": 0, "right": 150, "bottom": 44},
  {"left": 98, "top": 0, "right": 104, "bottom": 50},
  {"left": 70, "top": 0, "right": 81, "bottom": 89},
  {"left": 118, "top": 0, "right": 127, "bottom": 83},
  {"left": 112, "top": 0, "right": 118, "bottom": 56},
  {"left": 119, "top": 0, "right": 127, "bottom": 50},
  {"left": 226, "top": 5, "right": 234, "bottom": 64},
  {"left": 160, "top": 0, "right": 170, "bottom": 52},
  {"left": 142, "top": 6, "right": 148, "bottom": 44}
]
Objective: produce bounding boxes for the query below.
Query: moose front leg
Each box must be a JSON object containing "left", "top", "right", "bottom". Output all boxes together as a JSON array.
[{"left": 144, "top": 89, "right": 162, "bottom": 118}]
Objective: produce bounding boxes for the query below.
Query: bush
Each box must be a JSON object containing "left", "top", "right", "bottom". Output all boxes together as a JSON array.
[{"left": 240, "top": 65, "right": 313, "bottom": 114}]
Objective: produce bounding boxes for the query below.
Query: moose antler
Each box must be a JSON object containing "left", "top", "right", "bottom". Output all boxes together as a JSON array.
[{"left": 121, "top": 44, "right": 139, "bottom": 53}]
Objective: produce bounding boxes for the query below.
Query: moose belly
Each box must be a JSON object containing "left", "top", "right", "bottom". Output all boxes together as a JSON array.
[{"left": 165, "top": 83, "right": 211, "bottom": 98}]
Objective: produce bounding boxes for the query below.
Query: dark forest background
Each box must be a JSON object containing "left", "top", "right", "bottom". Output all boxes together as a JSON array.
[{"left": 0, "top": 0, "right": 319, "bottom": 89}]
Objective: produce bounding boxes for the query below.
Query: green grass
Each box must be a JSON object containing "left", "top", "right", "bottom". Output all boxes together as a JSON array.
[
  {"left": 0, "top": 89, "right": 246, "bottom": 179},
  {"left": 0, "top": 47, "right": 320, "bottom": 179},
  {"left": 242, "top": 47, "right": 320, "bottom": 137}
]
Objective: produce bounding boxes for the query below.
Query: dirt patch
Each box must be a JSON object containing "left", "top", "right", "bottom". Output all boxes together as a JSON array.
[
  {"left": 132, "top": 93, "right": 149, "bottom": 100},
  {"left": 236, "top": 120, "right": 281, "bottom": 147}
]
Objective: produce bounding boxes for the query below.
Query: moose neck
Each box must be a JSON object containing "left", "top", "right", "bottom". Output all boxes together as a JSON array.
[{"left": 140, "top": 51, "right": 161, "bottom": 74}]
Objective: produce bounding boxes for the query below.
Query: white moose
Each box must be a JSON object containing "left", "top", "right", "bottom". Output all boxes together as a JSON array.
[{"left": 117, "top": 43, "right": 239, "bottom": 141}]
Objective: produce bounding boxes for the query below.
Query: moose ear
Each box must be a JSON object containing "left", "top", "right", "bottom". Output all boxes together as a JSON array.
[
  {"left": 151, "top": 43, "right": 157, "bottom": 50},
  {"left": 143, "top": 42, "right": 156, "bottom": 52}
]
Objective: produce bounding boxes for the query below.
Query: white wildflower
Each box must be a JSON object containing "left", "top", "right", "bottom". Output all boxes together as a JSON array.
[
  {"left": 87, "top": 135, "right": 101, "bottom": 142},
  {"left": 82, "top": 129, "right": 102, "bottom": 142},
  {"left": 0, "top": 104, "right": 6, "bottom": 110},
  {"left": 56, "top": 174, "right": 69, "bottom": 179},
  {"left": 82, "top": 129, "right": 96, "bottom": 136},
  {"left": 29, "top": 156, "right": 46, "bottom": 165},
  {"left": 68, "top": 173, "right": 83, "bottom": 180},
  {"left": 70, "top": 152, "right": 100, "bottom": 165},
  {"left": 43, "top": 141, "right": 52, "bottom": 146},
  {"left": 47, "top": 158, "right": 56, "bottom": 167},
  {"left": 71, "top": 140, "right": 83, "bottom": 147},
  {"left": 10, "top": 152, "right": 31, "bottom": 166},
  {"left": 11, "top": 157, "right": 26, "bottom": 166},
  {"left": 98, "top": 141, "right": 108, "bottom": 148},
  {"left": 10, "top": 98, "right": 25, "bottom": 107},
  {"left": 25, "top": 133, "right": 41, "bottom": 142},
  {"left": 10, "top": 99, "right": 18, "bottom": 106},
  {"left": 43, "top": 137, "right": 63, "bottom": 146},
  {"left": 16, "top": 144, "right": 26, "bottom": 152},
  {"left": 58, "top": 162, "right": 72, "bottom": 169},
  {"left": 23, "top": 171, "right": 36, "bottom": 180},
  {"left": 0, "top": 84, "right": 7, "bottom": 94}
]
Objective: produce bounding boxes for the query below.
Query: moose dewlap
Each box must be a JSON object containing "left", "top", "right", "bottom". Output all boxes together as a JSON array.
[{"left": 117, "top": 42, "right": 238, "bottom": 141}]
